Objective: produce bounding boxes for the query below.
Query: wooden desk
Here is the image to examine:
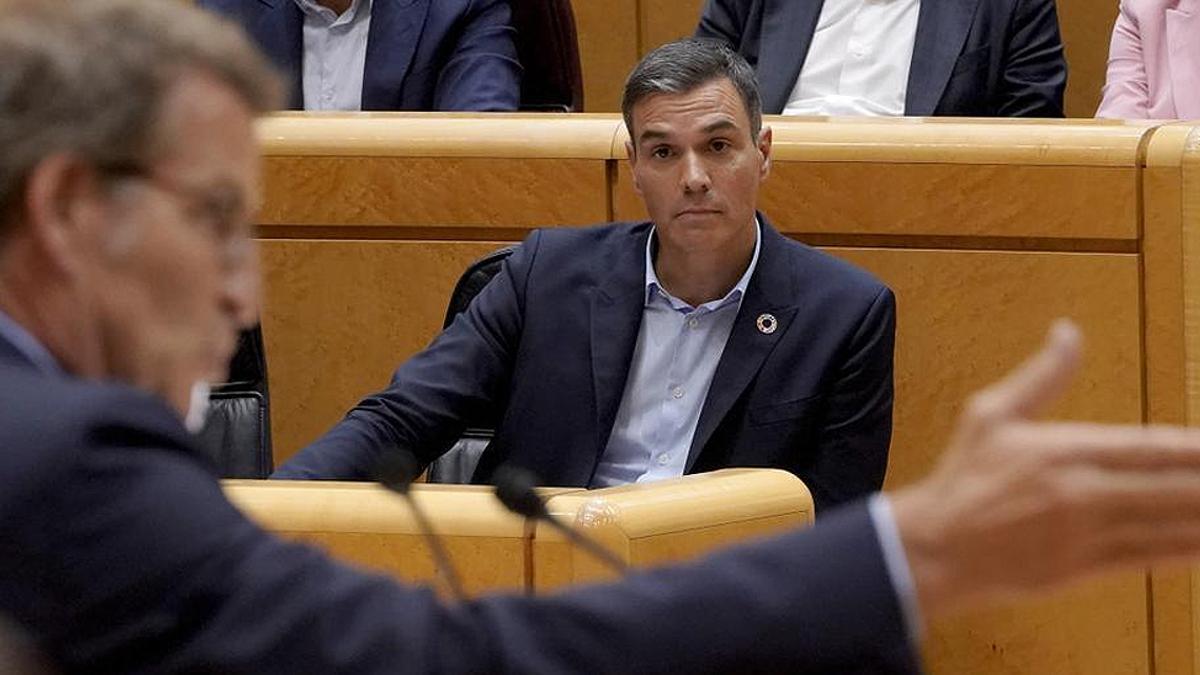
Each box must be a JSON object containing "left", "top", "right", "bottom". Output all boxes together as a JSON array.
[{"left": 223, "top": 469, "right": 812, "bottom": 595}]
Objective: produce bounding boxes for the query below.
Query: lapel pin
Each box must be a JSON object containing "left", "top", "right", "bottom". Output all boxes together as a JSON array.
[{"left": 756, "top": 313, "right": 777, "bottom": 335}]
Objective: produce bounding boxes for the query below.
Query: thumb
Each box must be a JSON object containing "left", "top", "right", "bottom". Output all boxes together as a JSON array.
[{"left": 971, "top": 319, "right": 1083, "bottom": 424}]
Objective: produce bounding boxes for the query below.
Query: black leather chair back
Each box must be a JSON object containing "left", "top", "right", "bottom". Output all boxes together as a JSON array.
[
  {"left": 427, "top": 247, "right": 515, "bottom": 484},
  {"left": 510, "top": 0, "right": 584, "bottom": 112},
  {"left": 194, "top": 325, "right": 273, "bottom": 478}
]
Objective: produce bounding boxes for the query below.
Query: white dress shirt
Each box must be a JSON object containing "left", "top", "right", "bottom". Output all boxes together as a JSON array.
[
  {"left": 783, "top": 0, "right": 921, "bottom": 116},
  {"left": 293, "top": 0, "right": 373, "bottom": 111},
  {"left": 590, "top": 221, "right": 762, "bottom": 488}
]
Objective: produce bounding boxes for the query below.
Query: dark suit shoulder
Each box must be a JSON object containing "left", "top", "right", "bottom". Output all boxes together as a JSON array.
[
  {"left": 761, "top": 219, "right": 891, "bottom": 300},
  {"left": 0, "top": 367, "right": 189, "bottom": 516}
]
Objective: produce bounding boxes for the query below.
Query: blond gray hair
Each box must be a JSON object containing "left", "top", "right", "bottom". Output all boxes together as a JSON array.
[{"left": 0, "top": 0, "right": 281, "bottom": 230}]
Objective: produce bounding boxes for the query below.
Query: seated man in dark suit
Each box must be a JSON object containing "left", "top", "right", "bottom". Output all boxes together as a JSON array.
[
  {"left": 6, "top": 3, "right": 1200, "bottom": 672},
  {"left": 695, "top": 0, "right": 1067, "bottom": 117},
  {"left": 196, "top": 0, "right": 520, "bottom": 111},
  {"left": 277, "top": 39, "right": 897, "bottom": 512}
]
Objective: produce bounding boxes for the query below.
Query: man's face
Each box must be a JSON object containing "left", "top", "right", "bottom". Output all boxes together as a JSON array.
[
  {"left": 81, "top": 73, "right": 260, "bottom": 415},
  {"left": 627, "top": 77, "right": 771, "bottom": 256}
]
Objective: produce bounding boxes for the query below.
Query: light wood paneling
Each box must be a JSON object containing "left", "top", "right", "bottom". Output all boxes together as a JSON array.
[
  {"left": 261, "top": 240, "right": 513, "bottom": 461},
  {"left": 1059, "top": 0, "right": 1121, "bottom": 118},
  {"left": 639, "top": 0, "right": 704, "bottom": 55},
  {"left": 224, "top": 480, "right": 539, "bottom": 595},
  {"left": 261, "top": 157, "right": 607, "bottom": 228},
  {"left": 534, "top": 469, "right": 812, "bottom": 591},
  {"left": 571, "top": 0, "right": 640, "bottom": 112},
  {"left": 833, "top": 249, "right": 1144, "bottom": 488},
  {"left": 1143, "top": 124, "right": 1194, "bottom": 675},
  {"left": 838, "top": 249, "right": 1146, "bottom": 674}
]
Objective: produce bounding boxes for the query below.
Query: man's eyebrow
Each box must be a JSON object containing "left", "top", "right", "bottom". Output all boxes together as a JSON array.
[
  {"left": 636, "top": 128, "right": 671, "bottom": 145},
  {"left": 701, "top": 119, "right": 738, "bottom": 135}
]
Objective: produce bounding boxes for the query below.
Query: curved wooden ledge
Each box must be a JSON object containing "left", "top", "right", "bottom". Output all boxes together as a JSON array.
[
  {"left": 614, "top": 116, "right": 1161, "bottom": 166},
  {"left": 257, "top": 113, "right": 623, "bottom": 159}
]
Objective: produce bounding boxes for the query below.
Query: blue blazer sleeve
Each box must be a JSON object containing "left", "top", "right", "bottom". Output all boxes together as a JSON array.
[
  {"left": 275, "top": 231, "right": 541, "bottom": 479},
  {"left": 430, "top": 0, "right": 522, "bottom": 111},
  {"left": 0, "top": 388, "right": 918, "bottom": 673}
]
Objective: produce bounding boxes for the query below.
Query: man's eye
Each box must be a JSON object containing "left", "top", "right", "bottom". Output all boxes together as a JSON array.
[
  {"left": 711, "top": 140, "right": 730, "bottom": 152},
  {"left": 652, "top": 147, "right": 672, "bottom": 159}
]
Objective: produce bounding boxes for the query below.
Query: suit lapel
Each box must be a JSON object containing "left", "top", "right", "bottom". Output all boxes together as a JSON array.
[
  {"left": 757, "top": 0, "right": 825, "bottom": 114},
  {"left": 589, "top": 227, "right": 651, "bottom": 469},
  {"left": 905, "top": 0, "right": 981, "bottom": 115},
  {"left": 247, "top": 0, "right": 304, "bottom": 109},
  {"left": 1166, "top": 4, "right": 1200, "bottom": 119},
  {"left": 685, "top": 217, "right": 799, "bottom": 472},
  {"left": 362, "top": 0, "right": 430, "bottom": 110}
]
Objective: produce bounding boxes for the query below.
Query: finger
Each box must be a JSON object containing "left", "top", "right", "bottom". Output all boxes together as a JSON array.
[
  {"left": 970, "top": 319, "right": 1082, "bottom": 425},
  {"left": 1008, "top": 423, "right": 1200, "bottom": 469}
]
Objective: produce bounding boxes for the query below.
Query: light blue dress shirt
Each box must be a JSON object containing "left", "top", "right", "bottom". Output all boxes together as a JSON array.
[
  {"left": 590, "top": 221, "right": 762, "bottom": 488},
  {"left": 0, "top": 308, "right": 59, "bottom": 374},
  {"left": 292, "top": 0, "right": 372, "bottom": 111}
]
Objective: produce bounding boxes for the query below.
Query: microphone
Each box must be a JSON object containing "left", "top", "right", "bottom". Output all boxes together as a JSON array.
[
  {"left": 377, "top": 449, "right": 467, "bottom": 602},
  {"left": 493, "top": 466, "right": 628, "bottom": 576}
]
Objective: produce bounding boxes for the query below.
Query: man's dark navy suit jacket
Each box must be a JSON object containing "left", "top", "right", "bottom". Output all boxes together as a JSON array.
[
  {"left": 197, "top": 0, "right": 521, "bottom": 111},
  {"left": 0, "top": 334, "right": 919, "bottom": 672},
  {"left": 279, "top": 216, "right": 896, "bottom": 512},
  {"left": 696, "top": 0, "right": 1067, "bottom": 117}
]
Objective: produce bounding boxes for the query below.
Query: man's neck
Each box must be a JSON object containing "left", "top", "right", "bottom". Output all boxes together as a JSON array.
[{"left": 654, "top": 225, "right": 757, "bottom": 308}]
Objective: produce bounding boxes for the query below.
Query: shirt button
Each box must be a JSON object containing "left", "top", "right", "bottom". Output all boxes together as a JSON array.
[
  {"left": 688, "top": 318, "right": 699, "bottom": 329},
  {"left": 657, "top": 454, "right": 670, "bottom": 465},
  {"left": 671, "top": 386, "right": 684, "bottom": 399}
]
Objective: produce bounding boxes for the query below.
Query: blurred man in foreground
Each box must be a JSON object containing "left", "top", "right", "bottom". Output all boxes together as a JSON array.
[{"left": 4, "top": 1, "right": 1200, "bottom": 673}]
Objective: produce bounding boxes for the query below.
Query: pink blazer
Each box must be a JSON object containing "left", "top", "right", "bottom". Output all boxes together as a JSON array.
[{"left": 1097, "top": 0, "right": 1200, "bottom": 119}]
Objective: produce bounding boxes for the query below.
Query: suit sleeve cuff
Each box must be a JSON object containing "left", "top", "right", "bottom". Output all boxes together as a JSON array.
[{"left": 868, "top": 493, "right": 924, "bottom": 644}]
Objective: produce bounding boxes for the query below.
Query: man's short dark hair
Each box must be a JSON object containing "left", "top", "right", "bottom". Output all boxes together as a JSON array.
[{"left": 621, "top": 38, "right": 763, "bottom": 144}]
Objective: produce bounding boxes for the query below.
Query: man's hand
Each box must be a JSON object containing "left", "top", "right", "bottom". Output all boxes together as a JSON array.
[{"left": 892, "top": 320, "right": 1200, "bottom": 621}]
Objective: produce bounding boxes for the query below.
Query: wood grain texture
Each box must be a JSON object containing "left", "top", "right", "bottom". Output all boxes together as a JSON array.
[
  {"left": 614, "top": 117, "right": 1153, "bottom": 165},
  {"left": 258, "top": 114, "right": 622, "bottom": 158},
  {"left": 639, "top": 0, "right": 705, "bottom": 54},
  {"left": 614, "top": 162, "right": 1139, "bottom": 240},
  {"left": 260, "top": 156, "right": 609, "bottom": 227},
  {"left": 830, "top": 247, "right": 1146, "bottom": 674},
  {"left": 570, "top": 0, "right": 640, "bottom": 112},
  {"left": 1058, "top": 0, "right": 1121, "bottom": 118},
  {"left": 533, "top": 469, "right": 812, "bottom": 591},
  {"left": 260, "top": 240, "right": 515, "bottom": 462},
  {"left": 223, "top": 481, "right": 537, "bottom": 595},
  {"left": 1139, "top": 123, "right": 1193, "bottom": 675}
]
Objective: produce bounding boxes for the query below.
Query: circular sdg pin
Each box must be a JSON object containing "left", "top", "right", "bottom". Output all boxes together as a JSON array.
[{"left": 756, "top": 313, "right": 777, "bottom": 335}]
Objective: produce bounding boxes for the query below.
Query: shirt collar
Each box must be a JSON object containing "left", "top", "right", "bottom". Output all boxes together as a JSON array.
[
  {"left": 292, "top": 0, "right": 370, "bottom": 25},
  {"left": 0, "top": 308, "right": 61, "bottom": 375},
  {"left": 644, "top": 216, "right": 762, "bottom": 313}
]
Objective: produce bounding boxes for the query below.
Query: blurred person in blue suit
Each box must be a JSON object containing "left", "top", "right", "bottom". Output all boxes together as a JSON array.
[
  {"left": 6, "top": 3, "right": 1200, "bottom": 674},
  {"left": 196, "top": 0, "right": 520, "bottom": 111}
]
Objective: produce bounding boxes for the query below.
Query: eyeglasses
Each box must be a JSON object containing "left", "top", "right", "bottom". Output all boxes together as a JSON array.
[{"left": 99, "top": 162, "right": 254, "bottom": 270}]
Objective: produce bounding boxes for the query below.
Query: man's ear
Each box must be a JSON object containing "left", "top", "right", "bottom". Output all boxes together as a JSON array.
[
  {"left": 757, "top": 125, "right": 773, "bottom": 181},
  {"left": 22, "top": 154, "right": 106, "bottom": 276},
  {"left": 625, "top": 139, "right": 643, "bottom": 195}
]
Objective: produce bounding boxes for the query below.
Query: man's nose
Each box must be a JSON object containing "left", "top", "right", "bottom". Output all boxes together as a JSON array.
[{"left": 680, "top": 152, "right": 711, "bottom": 194}]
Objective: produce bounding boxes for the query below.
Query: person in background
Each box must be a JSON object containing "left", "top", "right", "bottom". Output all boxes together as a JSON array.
[
  {"left": 276, "top": 39, "right": 897, "bottom": 513},
  {"left": 196, "top": 0, "right": 520, "bottom": 111},
  {"left": 1097, "top": 0, "right": 1200, "bottom": 119},
  {"left": 695, "top": 0, "right": 1067, "bottom": 117}
]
